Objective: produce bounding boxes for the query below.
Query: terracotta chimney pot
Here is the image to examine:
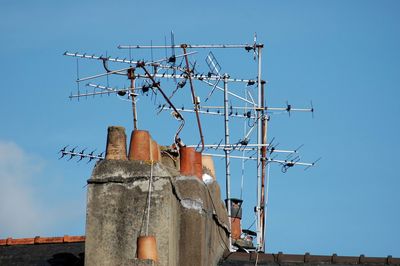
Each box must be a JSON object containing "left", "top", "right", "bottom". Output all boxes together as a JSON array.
[
  {"left": 128, "top": 130, "right": 151, "bottom": 161},
  {"left": 179, "top": 147, "right": 196, "bottom": 177},
  {"left": 105, "top": 126, "right": 128, "bottom": 160},
  {"left": 151, "top": 139, "right": 161, "bottom": 162},
  {"left": 194, "top": 151, "right": 203, "bottom": 180},
  {"left": 202, "top": 155, "right": 216, "bottom": 180}
]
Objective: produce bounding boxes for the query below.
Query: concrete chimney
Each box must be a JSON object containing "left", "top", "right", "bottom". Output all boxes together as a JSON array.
[{"left": 85, "top": 127, "right": 229, "bottom": 265}]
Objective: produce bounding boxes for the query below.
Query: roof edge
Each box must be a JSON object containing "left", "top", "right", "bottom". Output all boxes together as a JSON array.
[
  {"left": 0, "top": 235, "right": 85, "bottom": 246},
  {"left": 223, "top": 251, "right": 400, "bottom": 265}
]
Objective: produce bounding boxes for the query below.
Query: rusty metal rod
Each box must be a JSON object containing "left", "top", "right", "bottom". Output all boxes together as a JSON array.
[
  {"left": 139, "top": 64, "right": 185, "bottom": 145},
  {"left": 182, "top": 44, "right": 205, "bottom": 152},
  {"left": 260, "top": 80, "right": 267, "bottom": 251}
]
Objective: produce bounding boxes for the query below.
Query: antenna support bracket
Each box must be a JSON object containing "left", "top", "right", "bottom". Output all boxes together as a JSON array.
[{"left": 127, "top": 68, "right": 135, "bottom": 80}]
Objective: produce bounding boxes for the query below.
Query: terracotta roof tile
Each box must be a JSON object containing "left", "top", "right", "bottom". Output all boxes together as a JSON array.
[
  {"left": 0, "top": 235, "right": 85, "bottom": 246},
  {"left": 34, "top": 236, "right": 64, "bottom": 244},
  {"left": 63, "top": 235, "right": 85, "bottom": 243}
]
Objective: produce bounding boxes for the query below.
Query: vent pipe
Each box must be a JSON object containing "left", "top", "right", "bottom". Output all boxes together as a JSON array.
[
  {"left": 226, "top": 198, "right": 243, "bottom": 240},
  {"left": 179, "top": 147, "right": 203, "bottom": 179}
]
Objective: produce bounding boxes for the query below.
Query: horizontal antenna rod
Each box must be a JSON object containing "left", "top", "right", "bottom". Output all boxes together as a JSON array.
[
  {"left": 150, "top": 51, "right": 197, "bottom": 64},
  {"left": 58, "top": 146, "right": 104, "bottom": 163},
  {"left": 64, "top": 51, "right": 137, "bottom": 64},
  {"left": 200, "top": 79, "right": 257, "bottom": 106},
  {"left": 86, "top": 83, "right": 124, "bottom": 92},
  {"left": 188, "top": 143, "right": 270, "bottom": 148},
  {"left": 203, "top": 153, "right": 314, "bottom": 166},
  {"left": 69, "top": 90, "right": 124, "bottom": 99},
  {"left": 118, "top": 44, "right": 263, "bottom": 49},
  {"left": 187, "top": 144, "right": 297, "bottom": 154},
  {"left": 77, "top": 66, "right": 130, "bottom": 82},
  {"left": 200, "top": 105, "right": 313, "bottom": 112},
  {"left": 69, "top": 83, "right": 142, "bottom": 99},
  {"left": 135, "top": 72, "right": 256, "bottom": 84},
  {"left": 159, "top": 105, "right": 256, "bottom": 119},
  {"left": 64, "top": 51, "right": 197, "bottom": 65},
  {"left": 266, "top": 107, "right": 313, "bottom": 112},
  {"left": 61, "top": 150, "right": 104, "bottom": 160},
  {"left": 203, "top": 152, "right": 257, "bottom": 160},
  {"left": 155, "top": 63, "right": 258, "bottom": 83}
]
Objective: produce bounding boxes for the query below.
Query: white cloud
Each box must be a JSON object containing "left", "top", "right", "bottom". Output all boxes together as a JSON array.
[{"left": 0, "top": 141, "right": 51, "bottom": 238}]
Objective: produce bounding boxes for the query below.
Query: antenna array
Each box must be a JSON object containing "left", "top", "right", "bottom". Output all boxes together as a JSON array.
[
  {"left": 62, "top": 32, "right": 318, "bottom": 253},
  {"left": 59, "top": 146, "right": 104, "bottom": 163}
]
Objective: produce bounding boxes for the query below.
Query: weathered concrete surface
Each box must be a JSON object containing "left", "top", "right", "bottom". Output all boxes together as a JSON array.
[
  {"left": 85, "top": 159, "right": 229, "bottom": 266},
  {"left": 173, "top": 176, "right": 230, "bottom": 266},
  {"left": 160, "top": 146, "right": 180, "bottom": 170},
  {"left": 132, "top": 258, "right": 157, "bottom": 266},
  {"left": 85, "top": 160, "right": 179, "bottom": 266}
]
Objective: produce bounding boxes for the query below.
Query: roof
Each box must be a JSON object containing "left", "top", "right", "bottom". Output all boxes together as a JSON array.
[
  {"left": 221, "top": 252, "right": 400, "bottom": 266},
  {"left": 0, "top": 236, "right": 85, "bottom": 266},
  {"left": 1, "top": 236, "right": 399, "bottom": 266},
  {"left": 0, "top": 235, "right": 85, "bottom": 246}
]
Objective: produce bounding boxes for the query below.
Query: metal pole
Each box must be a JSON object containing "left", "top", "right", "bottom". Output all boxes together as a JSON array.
[
  {"left": 261, "top": 80, "right": 267, "bottom": 251},
  {"left": 223, "top": 75, "right": 232, "bottom": 250},
  {"left": 256, "top": 44, "right": 264, "bottom": 251},
  {"left": 128, "top": 68, "right": 138, "bottom": 130}
]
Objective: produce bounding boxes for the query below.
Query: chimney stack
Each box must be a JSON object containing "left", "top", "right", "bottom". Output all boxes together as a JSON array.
[
  {"left": 85, "top": 127, "right": 229, "bottom": 266},
  {"left": 105, "top": 126, "right": 128, "bottom": 160}
]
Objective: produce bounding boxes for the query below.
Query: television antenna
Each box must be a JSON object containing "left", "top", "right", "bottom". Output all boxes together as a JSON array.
[
  {"left": 62, "top": 33, "right": 318, "bottom": 253},
  {"left": 59, "top": 146, "right": 104, "bottom": 163}
]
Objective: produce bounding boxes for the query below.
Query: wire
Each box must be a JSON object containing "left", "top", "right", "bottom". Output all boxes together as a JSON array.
[
  {"left": 245, "top": 218, "right": 256, "bottom": 231},
  {"left": 145, "top": 161, "right": 154, "bottom": 236},
  {"left": 204, "top": 183, "right": 231, "bottom": 252}
]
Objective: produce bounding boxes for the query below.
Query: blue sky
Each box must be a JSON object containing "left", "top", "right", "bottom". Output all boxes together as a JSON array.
[{"left": 0, "top": 0, "right": 399, "bottom": 257}]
